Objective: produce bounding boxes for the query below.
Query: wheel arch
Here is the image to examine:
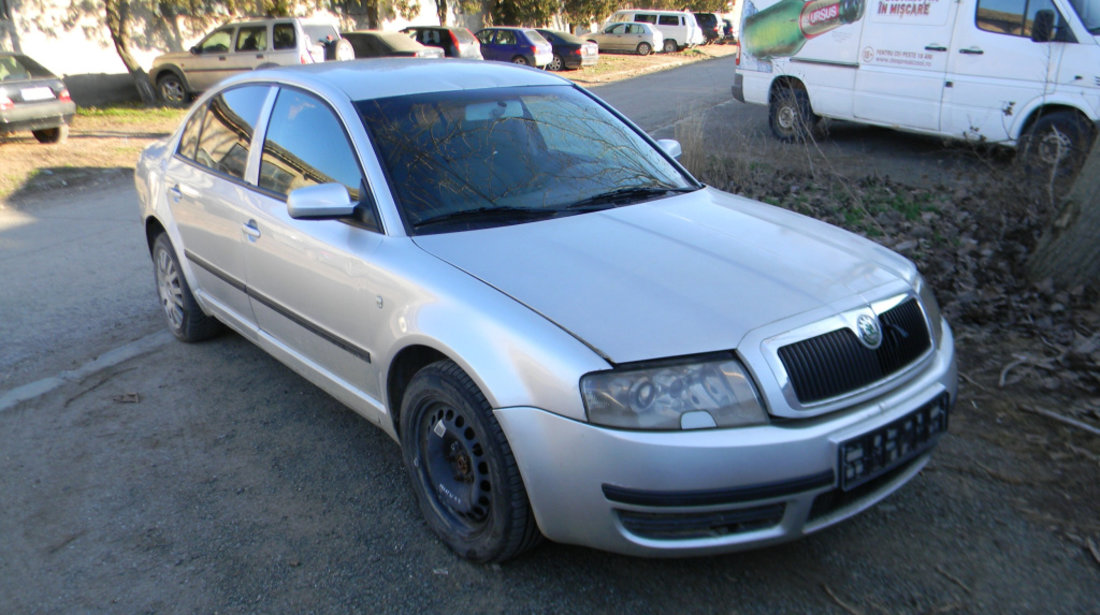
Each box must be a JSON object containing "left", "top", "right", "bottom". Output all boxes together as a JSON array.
[
  {"left": 769, "top": 76, "right": 810, "bottom": 107},
  {"left": 145, "top": 216, "right": 168, "bottom": 255},
  {"left": 386, "top": 344, "right": 450, "bottom": 436},
  {"left": 1015, "top": 102, "right": 1095, "bottom": 144},
  {"left": 151, "top": 65, "right": 192, "bottom": 93}
]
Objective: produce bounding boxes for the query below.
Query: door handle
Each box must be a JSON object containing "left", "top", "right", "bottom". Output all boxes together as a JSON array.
[
  {"left": 218, "top": 55, "right": 227, "bottom": 61},
  {"left": 958, "top": 47, "right": 984, "bottom": 55},
  {"left": 243, "top": 219, "right": 261, "bottom": 241},
  {"left": 924, "top": 44, "right": 947, "bottom": 52},
  {"left": 255, "top": 54, "right": 264, "bottom": 59},
  {"left": 168, "top": 185, "right": 182, "bottom": 202}
]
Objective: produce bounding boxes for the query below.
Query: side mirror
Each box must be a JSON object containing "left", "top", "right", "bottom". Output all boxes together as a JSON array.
[
  {"left": 190, "top": 45, "right": 200, "bottom": 55},
  {"left": 656, "top": 138, "right": 683, "bottom": 160},
  {"left": 287, "top": 183, "right": 357, "bottom": 219},
  {"left": 1031, "top": 10, "right": 1055, "bottom": 43}
]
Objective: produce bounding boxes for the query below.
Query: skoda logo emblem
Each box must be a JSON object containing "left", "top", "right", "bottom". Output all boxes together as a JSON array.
[{"left": 856, "top": 314, "right": 882, "bottom": 349}]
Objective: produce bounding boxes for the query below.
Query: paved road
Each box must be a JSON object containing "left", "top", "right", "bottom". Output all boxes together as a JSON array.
[{"left": 0, "top": 59, "right": 1090, "bottom": 614}]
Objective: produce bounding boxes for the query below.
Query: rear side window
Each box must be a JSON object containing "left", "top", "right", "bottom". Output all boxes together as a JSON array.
[
  {"left": 236, "top": 26, "right": 267, "bottom": 52},
  {"left": 191, "top": 85, "right": 270, "bottom": 180},
  {"left": 177, "top": 108, "right": 204, "bottom": 160},
  {"left": 658, "top": 15, "right": 681, "bottom": 26},
  {"left": 496, "top": 30, "right": 517, "bottom": 44},
  {"left": 259, "top": 88, "right": 363, "bottom": 201},
  {"left": 636, "top": 14, "right": 657, "bottom": 23}
]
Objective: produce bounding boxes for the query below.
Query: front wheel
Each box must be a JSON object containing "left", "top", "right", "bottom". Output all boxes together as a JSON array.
[
  {"left": 400, "top": 360, "right": 541, "bottom": 563},
  {"left": 636, "top": 42, "right": 652, "bottom": 56},
  {"left": 769, "top": 86, "right": 821, "bottom": 142},
  {"left": 1017, "top": 111, "right": 1095, "bottom": 180},
  {"left": 152, "top": 234, "right": 222, "bottom": 342}
]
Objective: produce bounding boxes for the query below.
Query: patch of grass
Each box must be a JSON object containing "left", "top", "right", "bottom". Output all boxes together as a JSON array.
[{"left": 77, "top": 104, "right": 184, "bottom": 123}]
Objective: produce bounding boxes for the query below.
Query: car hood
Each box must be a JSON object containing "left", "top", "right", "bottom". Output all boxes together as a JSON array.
[{"left": 412, "top": 188, "right": 915, "bottom": 364}]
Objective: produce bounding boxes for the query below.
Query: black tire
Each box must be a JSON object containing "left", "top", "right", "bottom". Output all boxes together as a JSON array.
[
  {"left": 636, "top": 42, "right": 652, "bottom": 56},
  {"left": 511, "top": 55, "right": 529, "bottom": 65},
  {"left": 152, "top": 234, "right": 222, "bottom": 342},
  {"left": 663, "top": 39, "right": 678, "bottom": 53},
  {"left": 325, "top": 37, "right": 355, "bottom": 61},
  {"left": 156, "top": 73, "right": 188, "bottom": 107},
  {"left": 1017, "top": 111, "right": 1096, "bottom": 179},
  {"left": 549, "top": 54, "right": 565, "bottom": 71},
  {"left": 769, "top": 86, "right": 821, "bottom": 142},
  {"left": 32, "top": 125, "right": 68, "bottom": 144},
  {"left": 399, "top": 360, "right": 542, "bottom": 563}
]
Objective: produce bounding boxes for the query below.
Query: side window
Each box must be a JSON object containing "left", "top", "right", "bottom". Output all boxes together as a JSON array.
[
  {"left": 259, "top": 88, "right": 364, "bottom": 202},
  {"left": 236, "top": 26, "right": 267, "bottom": 52},
  {"left": 611, "top": 24, "right": 626, "bottom": 34},
  {"left": 177, "top": 105, "right": 206, "bottom": 160},
  {"left": 497, "top": 30, "right": 517, "bottom": 45},
  {"left": 193, "top": 85, "right": 270, "bottom": 180},
  {"left": 273, "top": 23, "right": 296, "bottom": 49},
  {"left": 636, "top": 14, "right": 657, "bottom": 23},
  {"left": 976, "top": 0, "right": 1061, "bottom": 36},
  {"left": 658, "top": 15, "right": 679, "bottom": 26},
  {"left": 198, "top": 28, "right": 232, "bottom": 53}
]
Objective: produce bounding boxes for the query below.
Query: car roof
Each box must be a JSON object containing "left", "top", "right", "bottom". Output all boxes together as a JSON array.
[{"left": 221, "top": 58, "right": 570, "bottom": 102}]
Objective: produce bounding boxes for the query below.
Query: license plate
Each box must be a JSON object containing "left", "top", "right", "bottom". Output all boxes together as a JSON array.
[
  {"left": 21, "top": 87, "right": 55, "bottom": 101},
  {"left": 839, "top": 395, "right": 949, "bottom": 491}
]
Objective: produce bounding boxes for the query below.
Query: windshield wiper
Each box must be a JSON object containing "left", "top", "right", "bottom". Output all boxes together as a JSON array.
[
  {"left": 565, "top": 185, "right": 697, "bottom": 211},
  {"left": 413, "top": 205, "right": 559, "bottom": 231}
]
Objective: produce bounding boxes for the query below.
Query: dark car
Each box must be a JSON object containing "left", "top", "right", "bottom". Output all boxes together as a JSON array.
[
  {"left": 341, "top": 30, "right": 445, "bottom": 58},
  {"left": 401, "top": 26, "right": 483, "bottom": 59},
  {"left": 0, "top": 52, "right": 75, "bottom": 144},
  {"left": 534, "top": 29, "right": 599, "bottom": 71},
  {"left": 475, "top": 27, "right": 554, "bottom": 67},
  {"left": 694, "top": 12, "right": 721, "bottom": 43}
]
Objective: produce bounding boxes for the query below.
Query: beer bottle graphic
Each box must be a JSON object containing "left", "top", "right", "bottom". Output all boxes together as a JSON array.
[{"left": 742, "top": 0, "right": 865, "bottom": 59}]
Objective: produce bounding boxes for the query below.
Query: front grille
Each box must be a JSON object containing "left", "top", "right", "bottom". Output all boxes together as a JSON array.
[
  {"left": 778, "top": 299, "right": 931, "bottom": 405},
  {"left": 617, "top": 504, "right": 785, "bottom": 540}
]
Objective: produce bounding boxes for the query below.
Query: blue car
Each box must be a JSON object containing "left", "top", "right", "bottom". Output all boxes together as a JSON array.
[{"left": 474, "top": 27, "right": 553, "bottom": 68}]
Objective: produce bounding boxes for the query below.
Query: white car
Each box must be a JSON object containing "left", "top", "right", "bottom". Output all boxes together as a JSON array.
[
  {"left": 135, "top": 59, "right": 956, "bottom": 563},
  {"left": 607, "top": 9, "right": 707, "bottom": 52},
  {"left": 590, "top": 22, "right": 664, "bottom": 56}
]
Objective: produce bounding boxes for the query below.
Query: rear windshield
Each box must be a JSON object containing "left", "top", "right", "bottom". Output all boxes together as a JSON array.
[
  {"left": 525, "top": 29, "right": 549, "bottom": 44},
  {"left": 452, "top": 28, "right": 477, "bottom": 43},
  {"left": 541, "top": 30, "right": 586, "bottom": 44},
  {"left": 303, "top": 24, "right": 339, "bottom": 44},
  {"left": 0, "top": 54, "right": 56, "bottom": 80}
]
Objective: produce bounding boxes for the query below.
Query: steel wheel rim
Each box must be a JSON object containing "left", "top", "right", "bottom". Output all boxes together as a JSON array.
[
  {"left": 778, "top": 104, "right": 797, "bottom": 131},
  {"left": 155, "top": 247, "right": 185, "bottom": 329},
  {"left": 160, "top": 79, "right": 184, "bottom": 103},
  {"left": 416, "top": 400, "right": 492, "bottom": 533},
  {"left": 1037, "top": 127, "right": 1072, "bottom": 165}
]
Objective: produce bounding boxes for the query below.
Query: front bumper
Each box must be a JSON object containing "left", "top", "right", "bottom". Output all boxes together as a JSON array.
[{"left": 495, "top": 322, "right": 956, "bottom": 557}]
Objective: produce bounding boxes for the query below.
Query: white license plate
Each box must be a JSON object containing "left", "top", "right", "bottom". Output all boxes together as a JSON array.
[{"left": 21, "top": 87, "right": 55, "bottom": 101}]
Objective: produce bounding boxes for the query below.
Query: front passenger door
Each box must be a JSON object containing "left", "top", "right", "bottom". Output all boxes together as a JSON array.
[{"left": 246, "top": 87, "right": 385, "bottom": 399}]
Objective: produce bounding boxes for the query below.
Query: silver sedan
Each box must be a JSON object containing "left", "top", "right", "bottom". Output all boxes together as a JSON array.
[{"left": 135, "top": 59, "right": 956, "bottom": 563}]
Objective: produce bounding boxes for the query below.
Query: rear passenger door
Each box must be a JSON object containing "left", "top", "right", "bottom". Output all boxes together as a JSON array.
[
  {"left": 162, "top": 85, "right": 272, "bottom": 327},
  {"left": 230, "top": 25, "right": 269, "bottom": 72}
]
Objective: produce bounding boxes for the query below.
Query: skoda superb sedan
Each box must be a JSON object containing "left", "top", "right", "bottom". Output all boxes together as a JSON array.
[{"left": 135, "top": 59, "right": 956, "bottom": 563}]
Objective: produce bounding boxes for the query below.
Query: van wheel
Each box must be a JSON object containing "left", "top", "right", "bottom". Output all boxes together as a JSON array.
[
  {"left": 663, "top": 39, "right": 678, "bottom": 53},
  {"left": 770, "top": 86, "right": 820, "bottom": 142},
  {"left": 1018, "top": 111, "right": 1095, "bottom": 180},
  {"left": 400, "top": 360, "right": 542, "bottom": 562},
  {"left": 636, "top": 42, "right": 652, "bottom": 56}
]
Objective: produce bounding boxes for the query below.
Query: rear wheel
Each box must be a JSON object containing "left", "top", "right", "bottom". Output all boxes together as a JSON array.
[
  {"left": 400, "top": 360, "right": 541, "bottom": 563},
  {"left": 152, "top": 234, "right": 222, "bottom": 342},
  {"left": 663, "top": 39, "right": 678, "bottom": 53},
  {"left": 32, "top": 125, "right": 68, "bottom": 144},
  {"left": 157, "top": 73, "right": 188, "bottom": 107},
  {"left": 549, "top": 54, "right": 564, "bottom": 71},
  {"left": 769, "top": 86, "right": 821, "bottom": 142},
  {"left": 1018, "top": 110, "right": 1095, "bottom": 180},
  {"left": 511, "top": 55, "right": 529, "bottom": 65},
  {"left": 636, "top": 42, "right": 652, "bottom": 56}
]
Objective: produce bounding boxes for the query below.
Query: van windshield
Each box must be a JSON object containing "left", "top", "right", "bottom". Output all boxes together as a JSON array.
[{"left": 1068, "top": 0, "right": 1100, "bottom": 32}]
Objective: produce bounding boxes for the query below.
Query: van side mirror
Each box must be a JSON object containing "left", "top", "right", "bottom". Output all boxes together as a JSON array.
[
  {"left": 287, "top": 183, "right": 357, "bottom": 220},
  {"left": 1031, "top": 10, "right": 1055, "bottom": 43}
]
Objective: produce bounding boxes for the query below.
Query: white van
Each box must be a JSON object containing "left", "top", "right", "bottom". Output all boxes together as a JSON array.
[
  {"left": 607, "top": 9, "right": 706, "bottom": 52},
  {"left": 732, "top": 0, "right": 1099, "bottom": 170}
]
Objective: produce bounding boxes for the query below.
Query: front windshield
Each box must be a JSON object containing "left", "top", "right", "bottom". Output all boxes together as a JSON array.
[
  {"left": 1068, "top": 0, "right": 1100, "bottom": 32},
  {"left": 357, "top": 85, "right": 697, "bottom": 234}
]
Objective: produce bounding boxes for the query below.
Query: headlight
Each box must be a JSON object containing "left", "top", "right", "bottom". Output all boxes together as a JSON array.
[
  {"left": 580, "top": 356, "right": 768, "bottom": 430},
  {"left": 916, "top": 275, "right": 944, "bottom": 344}
]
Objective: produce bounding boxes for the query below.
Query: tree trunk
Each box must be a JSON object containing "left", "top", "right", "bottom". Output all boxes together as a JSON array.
[
  {"left": 437, "top": 0, "right": 448, "bottom": 26},
  {"left": 105, "top": 0, "right": 157, "bottom": 105},
  {"left": 1027, "top": 139, "right": 1100, "bottom": 291}
]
